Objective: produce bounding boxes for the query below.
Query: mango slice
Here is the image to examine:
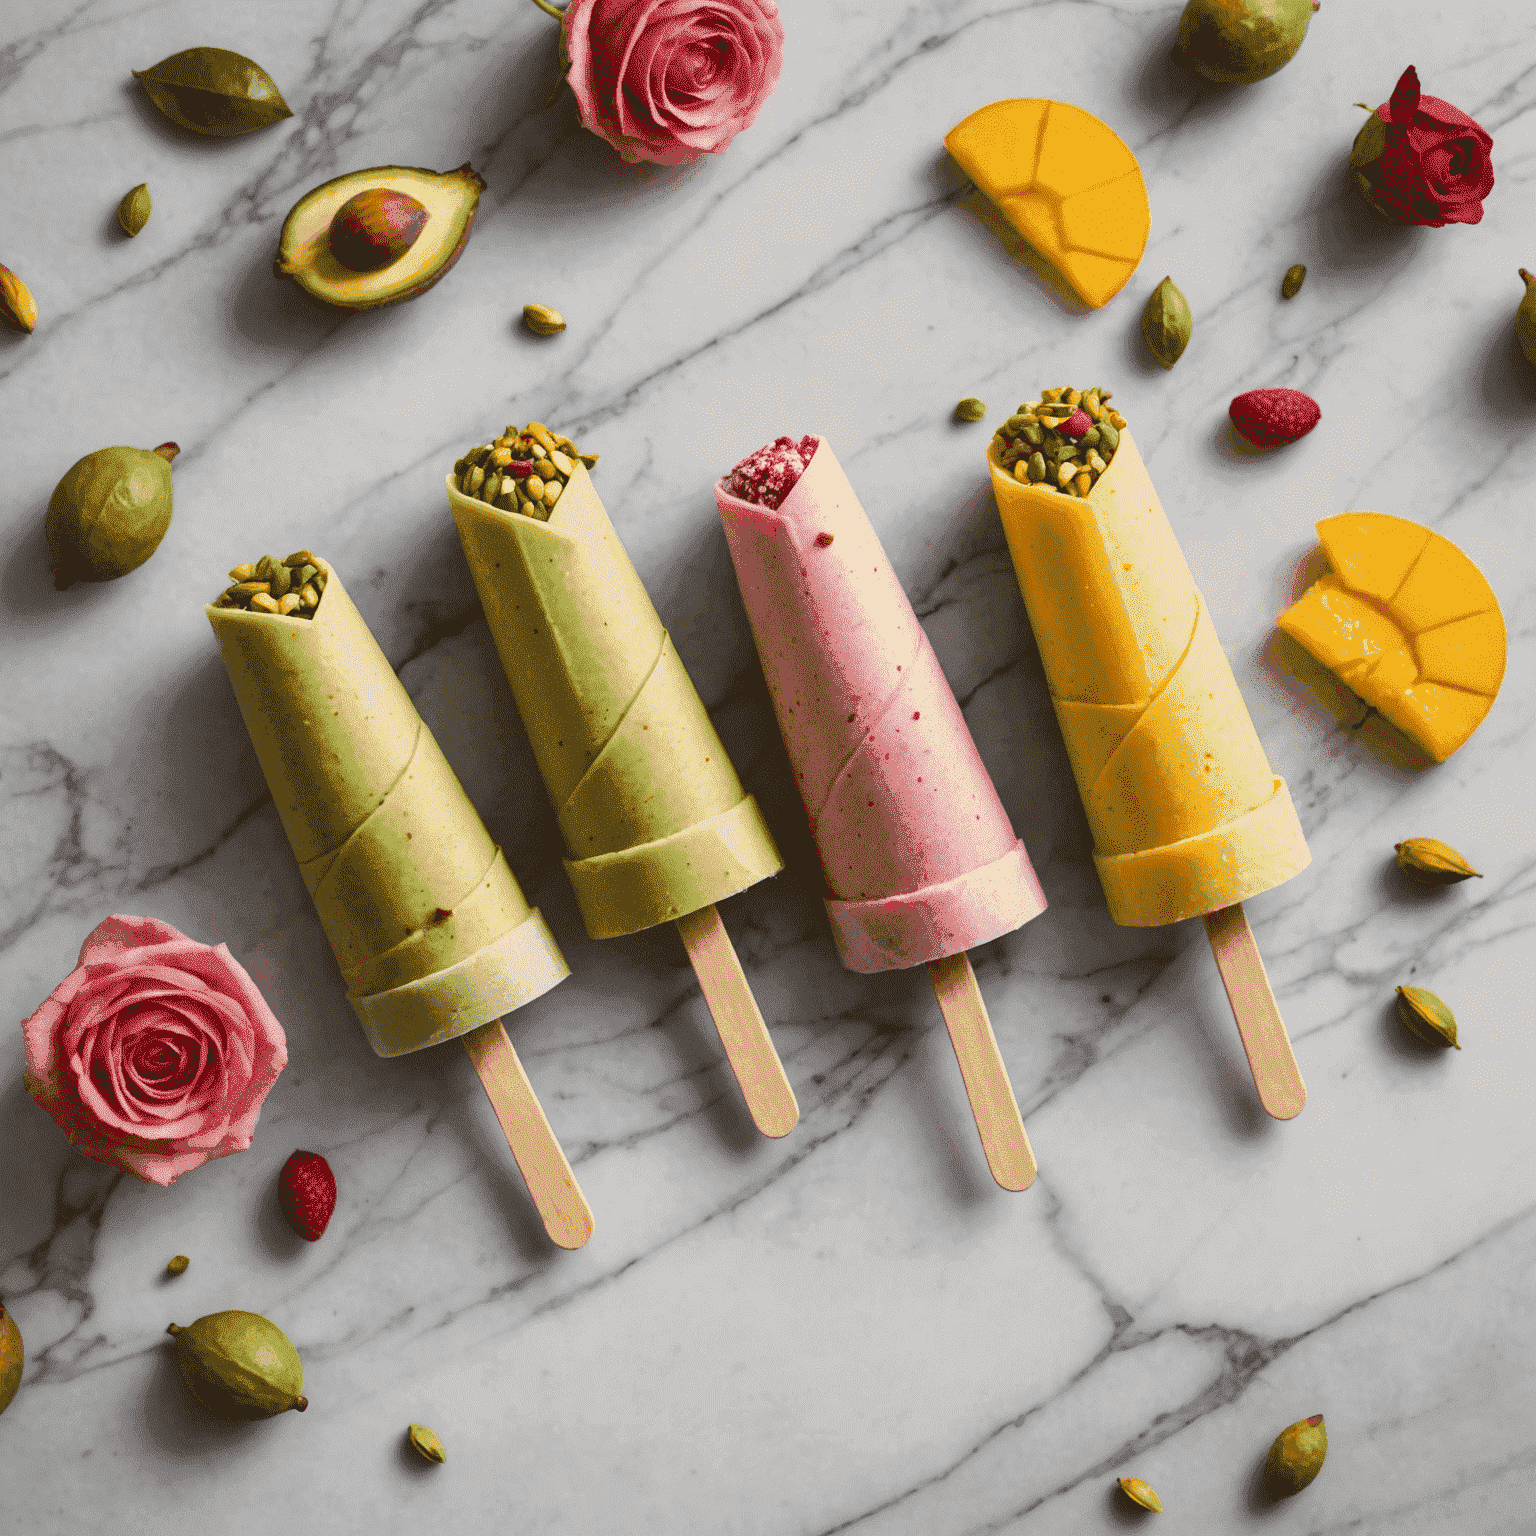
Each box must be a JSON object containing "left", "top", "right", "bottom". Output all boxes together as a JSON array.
[
  {"left": 945, "top": 99, "right": 1149, "bottom": 310},
  {"left": 1279, "top": 512, "right": 1504, "bottom": 762}
]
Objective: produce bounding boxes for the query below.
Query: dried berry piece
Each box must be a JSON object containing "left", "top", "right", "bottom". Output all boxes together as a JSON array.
[
  {"left": 1229, "top": 387, "right": 1320, "bottom": 447},
  {"left": 721, "top": 435, "right": 819, "bottom": 509},
  {"left": 278, "top": 1149, "right": 337, "bottom": 1240}
]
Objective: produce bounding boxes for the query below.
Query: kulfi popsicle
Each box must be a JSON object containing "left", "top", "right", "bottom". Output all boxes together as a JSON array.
[
  {"left": 716, "top": 435, "right": 1047, "bottom": 1191},
  {"left": 449, "top": 423, "right": 798, "bottom": 1139},
  {"left": 987, "top": 388, "right": 1312, "bottom": 1119},
  {"left": 208, "top": 552, "right": 593, "bottom": 1247}
]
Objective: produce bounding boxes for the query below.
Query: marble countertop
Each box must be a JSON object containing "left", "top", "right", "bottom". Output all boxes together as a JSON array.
[{"left": 2, "top": 1, "right": 1533, "bottom": 1530}]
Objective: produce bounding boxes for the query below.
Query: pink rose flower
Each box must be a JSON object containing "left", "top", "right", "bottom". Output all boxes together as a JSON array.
[
  {"left": 562, "top": 0, "right": 785, "bottom": 166},
  {"left": 22, "top": 915, "right": 287, "bottom": 1187}
]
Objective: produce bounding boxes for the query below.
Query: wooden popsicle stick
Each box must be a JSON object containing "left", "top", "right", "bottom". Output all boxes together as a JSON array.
[
  {"left": 1203, "top": 902, "right": 1307, "bottom": 1121},
  {"left": 674, "top": 904, "right": 799, "bottom": 1139},
  {"left": 927, "top": 951, "right": 1037, "bottom": 1191},
  {"left": 461, "top": 1019, "right": 595, "bottom": 1249}
]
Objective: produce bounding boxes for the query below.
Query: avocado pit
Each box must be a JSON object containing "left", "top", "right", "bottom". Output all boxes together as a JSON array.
[
  {"left": 275, "top": 164, "right": 485, "bottom": 310},
  {"left": 329, "top": 188, "right": 430, "bottom": 272}
]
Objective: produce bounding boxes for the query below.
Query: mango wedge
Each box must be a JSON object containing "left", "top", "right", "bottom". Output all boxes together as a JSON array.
[
  {"left": 1278, "top": 512, "right": 1505, "bottom": 762},
  {"left": 945, "top": 98, "right": 1149, "bottom": 310}
]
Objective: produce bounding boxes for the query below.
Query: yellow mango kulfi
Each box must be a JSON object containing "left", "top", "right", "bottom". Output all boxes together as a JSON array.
[{"left": 988, "top": 396, "right": 1310, "bottom": 925}]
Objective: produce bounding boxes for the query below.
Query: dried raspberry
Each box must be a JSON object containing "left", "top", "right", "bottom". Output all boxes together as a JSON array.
[
  {"left": 1059, "top": 408, "right": 1092, "bottom": 438},
  {"left": 278, "top": 1150, "right": 336, "bottom": 1242},
  {"left": 814, "top": 532, "right": 834, "bottom": 547},
  {"left": 722, "top": 435, "right": 819, "bottom": 509},
  {"left": 506, "top": 460, "right": 533, "bottom": 478},
  {"left": 1229, "top": 388, "right": 1320, "bottom": 448}
]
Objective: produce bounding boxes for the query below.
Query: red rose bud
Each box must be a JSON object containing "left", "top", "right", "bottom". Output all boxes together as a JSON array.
[
  {"left": 279, "top": 1150, "right": 337, "bottom": 1241},
  {"left": 1229, "top": 389, "right": 1321, "bottom": 448},
  {"left": 1350, "top": 65, "right": 1494, "bottom": 228},
  {"left": 1059, "top": 409, "right": 1092, "bottom": 438}
]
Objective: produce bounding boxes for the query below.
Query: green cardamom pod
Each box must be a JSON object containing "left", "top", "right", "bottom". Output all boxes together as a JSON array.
[
  {"left": 1141, "top": 276, "right": 1192, "bottom": 369},
  {"left": 166, "top": 1255, "right": 190, "bottom": 1276},
  {"left": 1281, "top": 263, "right": 1306, "bottom": 299},
  {"left": 133, "top": 48, "right": 292, "bottom": 138},
  {"left": 408, "top": 1423, "right": 446, "bottom": 1463},
  {"left": 1394, "top": 838, "right": 1480, "bottom": 885},
  {"left": 1117, "top": 1476, "right": 1162, "bottom": 1512},
  {"left": 1266, "top": 1414, "right": 1326, "bottom": 1497},
  {"left": 118, "top": 183, "right": 152, "bottom": 237},
  {"left": 0, "top": 1300, "right": 23, "bottom": 1417},
  {"left": 954, "top": 397, "right": 987, "bottom": 422},
  {"left": 523, "top": 303, "right": 566, "bottom": 336},
  {"left": 1395, "top": 986, "right": 1460, "bottom": 1049}
]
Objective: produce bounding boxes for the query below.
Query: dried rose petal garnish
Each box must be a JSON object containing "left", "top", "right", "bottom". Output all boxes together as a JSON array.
[{"left": 722, "top": 435, "right": 818, "bottom": 509}]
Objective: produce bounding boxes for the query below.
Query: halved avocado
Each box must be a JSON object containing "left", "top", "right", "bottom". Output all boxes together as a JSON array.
[{"left": 274, "top": 164, "right": 486, "bottom": 310}]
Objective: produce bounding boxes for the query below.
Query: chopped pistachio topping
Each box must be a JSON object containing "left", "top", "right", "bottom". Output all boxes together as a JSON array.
[
  {"left": 451, "top": 421, "right": 597, "bottom": 521},
  {"left": 987, "top": 385, "right": 1126, "bottom": 497},
  {"left": 211, "top": 550, "right": 328, "bottom": 617}
]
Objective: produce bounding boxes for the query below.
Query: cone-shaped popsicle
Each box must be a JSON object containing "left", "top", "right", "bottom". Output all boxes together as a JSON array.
[
  {"left": 450, "top": 465, "right": 783, "bottom": 938},
  {"left": 989, "top": 427, "right": 1310, "bottom": 925},
  {"left": 716, "top": 435, "right": 1043, "bottom": 1190},
  {"left": 449, "top": 444, "right": 798, "bottom": 1139},
  {"left": 988, "top": 404, "right": 1309, "bottom": 1120},
  {"left": 715, "top": 437, "right": 1046, "bottom": 972},
  {"left": 209, "top": 566, "right": 569, "bottom": 1054},
  {"left": 209, "top": 561, "right": 593, "bottom": 1244}
]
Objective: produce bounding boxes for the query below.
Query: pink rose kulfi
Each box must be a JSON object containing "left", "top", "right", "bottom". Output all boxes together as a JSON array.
[{"left": 716, "top": 435, "right": 1046, "bottom": 971}]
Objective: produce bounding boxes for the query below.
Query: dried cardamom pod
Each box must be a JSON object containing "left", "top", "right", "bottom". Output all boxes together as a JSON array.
[
  {"left": 1396, "top": 986, "right": 1460, "bottom": 1049},
  {"left": 0, "top": 1300, "right": 22, "bottom": 1416},
  {"left": 1118, "top": 1476, "right": 1162, "bottom": 1511},
  {"left": 133, "top": 48, "right": 292, "bottom": 137},
  {"left": 523, "top": 303, "right": 566, "bottom": 335},
  {"left": 1394, "top": 837, "right": 1480, "bottom": 884},
  {"left": 1266, "top": 1414, "right": 1326, "bottom": 1497},
  {"left": 0, "top": 263, "right": 37, "bottom": 333},
  {"left": 954, "top": 397, "right": 987, "bottom": 422},
  {"left": 1141, "top": 276, "right": 1192, "bottom": 369},
  {"left": 1281, "top": 263, "right": 1306, "bottom": 299},
  {"left": 118, "top": 183, "right": 152, "bottom": 237},
  {"left": 408, "top": 1423, "right": 447, "bottom": 1463}
]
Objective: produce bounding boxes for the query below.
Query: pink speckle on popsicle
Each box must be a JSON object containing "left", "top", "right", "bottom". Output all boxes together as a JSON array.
[{"left": 723, "top": 435, "right": 818, "bottom": 510}]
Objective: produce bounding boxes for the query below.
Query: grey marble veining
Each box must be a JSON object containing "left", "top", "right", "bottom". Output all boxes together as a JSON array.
[{"left": 2, "top": 0, "right": 1534, "bottom": 1531}]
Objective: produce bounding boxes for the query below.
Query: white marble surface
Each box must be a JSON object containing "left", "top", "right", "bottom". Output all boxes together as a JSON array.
[{"left": 2, "top": 0, "right": 1534, "bottom": 1529}]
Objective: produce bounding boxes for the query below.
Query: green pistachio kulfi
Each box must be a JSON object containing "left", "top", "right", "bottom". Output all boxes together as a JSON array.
[
  {"left": 449, "top": 462, "right": 782, "bottom": 938},
  {"left": 207, "top": 561, "right": 568, "bottom": 1055}
]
